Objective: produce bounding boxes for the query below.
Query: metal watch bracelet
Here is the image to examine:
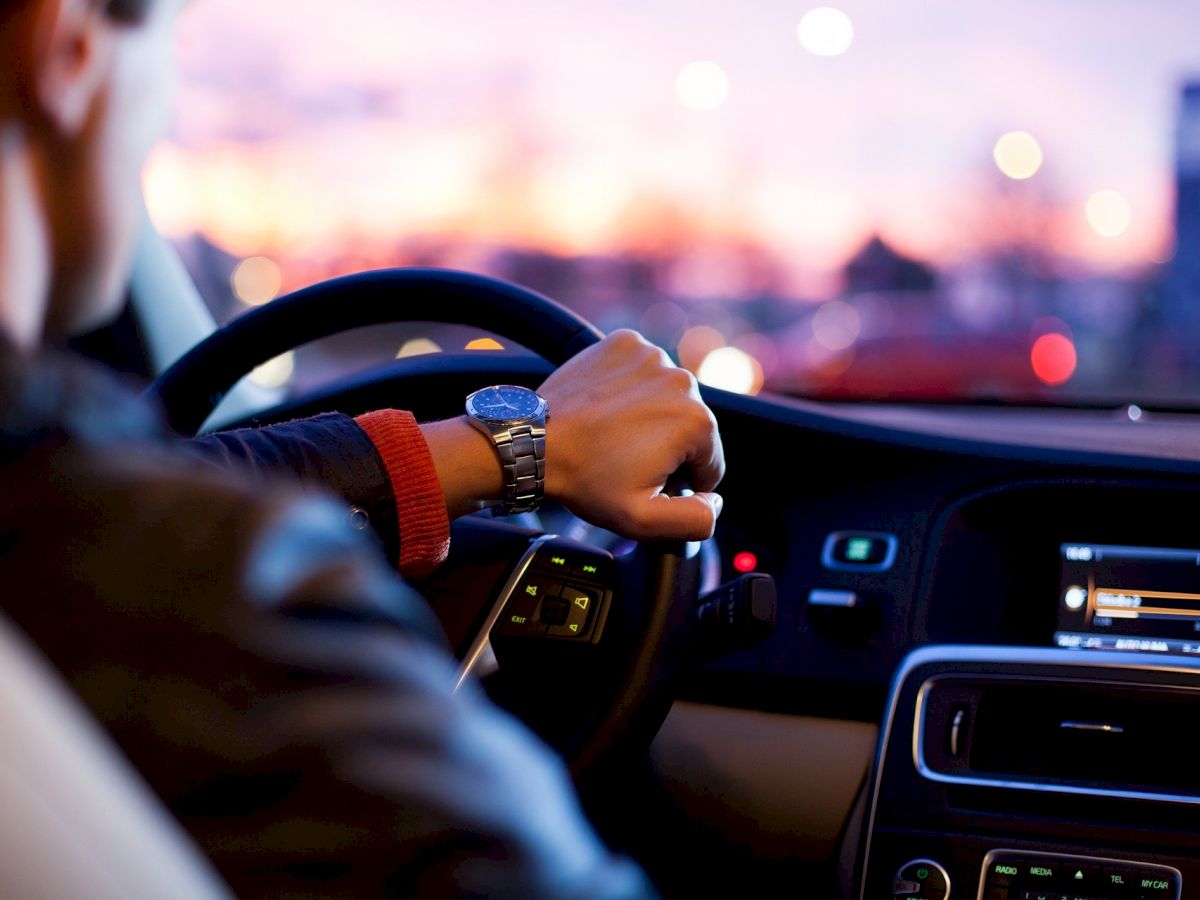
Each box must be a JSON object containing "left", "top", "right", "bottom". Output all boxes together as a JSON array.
[{"left": 495, "top": 423, "right": 546, "bottom": 514}]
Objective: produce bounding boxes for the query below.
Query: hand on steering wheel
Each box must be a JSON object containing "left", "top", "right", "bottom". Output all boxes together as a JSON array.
[
  {"left": 539, "top": 329, "right": 724, "bottom": 542},
  {"left": 146, "top": 269, "right": 720, "bottom": 775}
]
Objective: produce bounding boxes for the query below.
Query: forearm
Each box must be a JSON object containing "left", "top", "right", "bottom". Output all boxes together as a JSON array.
[
  {"left": 420, "top": 415, "right": 505, "bottom": 518},
  {"left": 182, "top": 413, "right": 401, "bottom": 562}
]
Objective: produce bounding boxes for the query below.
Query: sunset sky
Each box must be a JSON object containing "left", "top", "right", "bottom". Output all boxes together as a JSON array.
[{"left": 144, "top": 0, "right": 1200, "bottom": 298}]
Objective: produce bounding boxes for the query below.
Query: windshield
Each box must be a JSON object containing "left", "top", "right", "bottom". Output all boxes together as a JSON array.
[{"left": 152, "top": 1, "right": 1200, "bottom": 405}]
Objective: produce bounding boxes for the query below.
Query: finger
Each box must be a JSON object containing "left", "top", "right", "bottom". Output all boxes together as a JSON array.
[
  {"left": 683, "top": 411, "right": 726, "bottom": 493},
  {"left": 626, "top": 492, "right": 723, "bottom": 541}
]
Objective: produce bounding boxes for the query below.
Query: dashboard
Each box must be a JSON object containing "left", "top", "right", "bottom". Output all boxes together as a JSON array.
[{"left": 692, "top": 390, "right": 1200, "bottom": 718}]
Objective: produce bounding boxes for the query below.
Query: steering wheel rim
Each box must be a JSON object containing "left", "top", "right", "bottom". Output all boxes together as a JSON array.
[
  {"left": 147, "top": 267, "right": 701, "bottom": 774},
  {"left": 147, "top": 267, "right": 604, "bottom": 437}
]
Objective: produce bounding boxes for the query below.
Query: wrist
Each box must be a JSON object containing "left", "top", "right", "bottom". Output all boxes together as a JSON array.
[{"left": 421, "top": 415, "right": 506, "bottom": 518}]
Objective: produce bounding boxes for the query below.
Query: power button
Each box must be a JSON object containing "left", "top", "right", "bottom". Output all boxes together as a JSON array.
[{"left": 894, "top": 858, "right": 951, "bottom": 900}]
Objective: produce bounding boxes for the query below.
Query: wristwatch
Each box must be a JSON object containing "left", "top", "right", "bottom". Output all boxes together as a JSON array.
[{"left": 465, "top": 385, "right": 549, "bottom": 515}]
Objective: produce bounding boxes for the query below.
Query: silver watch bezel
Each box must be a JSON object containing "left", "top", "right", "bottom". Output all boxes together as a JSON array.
[{"left": 465, "top": 385, "right": 548, "bottom": 428}]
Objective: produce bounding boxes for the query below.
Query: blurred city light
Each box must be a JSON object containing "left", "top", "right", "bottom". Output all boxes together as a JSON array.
[
  {"left": 639, "top": 302, "right": 689, "bottom": 348},
  {"left": 677, "top": 325, "right": 726, "bottom": 372},
  {"left": 1086, "top": 190, "right": 1132, "bottom": 237},
  {"left": 797, "top": 7, "right": 855, "bottom": 57},
  {"left": 231, "top": 256, "right": 282, "bottom": 306},
  {"left": 465, "top": 337, "right": 505, "bottom": 350},
  {"left": 675, "top": 61, "right": 730, "bottom": 111},
  {"left": 812, "top": 300, "right": 862, "bottom": 351},
  {"left": 142, "top": 147, "right": 195, "bottom": 239},
  {"left": 992, "top": 132, "right": 1044, "bottom": 180},
  {"left": 734, "top": 333, "right": 780, "bottom": 380},
  {"left": 397, "top": 338, "right": 442, "bottom": 358},
  {"left": 697, "top": 346, "right": 764, "bottom": 395},
  {"left": 1030, "top": 333, "right": 1077, "bottom": 385},
  {"left": 163, "top": 1, "right": 1200, "bottom": 404},
  {"left": 249, "top": 351, "right": 295, "bottom": 388}
]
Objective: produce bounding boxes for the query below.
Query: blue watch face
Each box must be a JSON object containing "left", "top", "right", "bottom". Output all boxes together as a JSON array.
[{"left": 471, "top": 386, "right": 541, "bottom": 420}]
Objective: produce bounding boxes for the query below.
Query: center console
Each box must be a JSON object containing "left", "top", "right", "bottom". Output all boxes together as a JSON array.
[{"left": 858, "top": 646, "right": 1200, "bottom": 900}]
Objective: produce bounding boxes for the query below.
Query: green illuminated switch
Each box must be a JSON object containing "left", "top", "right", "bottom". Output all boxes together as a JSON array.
[{"left": 845, "top": 538, "right": 873, "bottom": 561}]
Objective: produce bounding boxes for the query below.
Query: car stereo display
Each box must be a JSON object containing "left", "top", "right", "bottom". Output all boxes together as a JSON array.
[{"left": 1055, "top": 543, "right": 1200, "bottom": 655}]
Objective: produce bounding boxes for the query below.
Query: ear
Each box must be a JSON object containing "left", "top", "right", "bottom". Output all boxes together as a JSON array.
[{"left": 29, "top": 0, "right": 117, "bottom": 137}]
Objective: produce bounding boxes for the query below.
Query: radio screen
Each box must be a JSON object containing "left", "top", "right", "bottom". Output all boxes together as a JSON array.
[{"left": 1055, "top": 543, "right": 1200, "bottom": 655}]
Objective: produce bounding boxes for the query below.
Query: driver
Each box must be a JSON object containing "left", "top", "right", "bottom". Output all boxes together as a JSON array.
[{"left": 0, "top": 0, "right": 725, "bottom": 897}]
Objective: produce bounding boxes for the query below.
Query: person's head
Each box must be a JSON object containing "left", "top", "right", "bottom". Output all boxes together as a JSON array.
[{"left": 0, "top": 0, "right": 183, "bottom": 348}]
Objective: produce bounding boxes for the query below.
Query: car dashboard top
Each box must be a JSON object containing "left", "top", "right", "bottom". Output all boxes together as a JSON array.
[
  {"left": 245, "top": 358, "right": 1200, "bottom": 722},
  {"left": 692, "top": 391, "right": 1200, "bottom": 720}
]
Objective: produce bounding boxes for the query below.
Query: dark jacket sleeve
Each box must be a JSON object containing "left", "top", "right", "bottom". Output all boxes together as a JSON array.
[
  {"left": 0, "top": 442, "right": 655, "bottom": 900},
  {"left": 183, "top": 413, "right": 401, "bottom": 565}
]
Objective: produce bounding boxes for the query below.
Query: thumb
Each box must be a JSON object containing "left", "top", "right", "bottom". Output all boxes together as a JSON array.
[{"left": 626, "top": 492, "right": 723, "bottom": 542}]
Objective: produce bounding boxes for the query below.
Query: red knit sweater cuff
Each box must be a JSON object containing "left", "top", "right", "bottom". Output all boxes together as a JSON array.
[{"left": 355, "top": 409, "right": 450, "bottom": 581}]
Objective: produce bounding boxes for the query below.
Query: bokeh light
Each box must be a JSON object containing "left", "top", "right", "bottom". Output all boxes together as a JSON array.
[
  {"left": 142, "top": 146, "right": 196, "bottom": 239},
  {"left": 677, "top": 325, "right": 726, "bottom": 372},
  {"left": 797, "top": 7, "right": 855, "bottom": 57},
  {"left": 811, "top": 300, "right": 862, "bottom": 352},
  {"left": 465, "top": 337, "right": 506, "bottom": 350},
  {"left": 249, "top": 351, "right": 295, "bottom": 388},
  {"left": 1086, "top": 190, "right": 1132, "bottom": 237},
  {"left": 231, "top": 256, "right": 282, "bottom": 306},
  {"left": 640, "top": 301, "right": 689, "bottom": 348},
  {"left": 397, "top": 338, "right": 442, "bottom": 358},
  {"left": 697, "top": 346, "right": 764, "bottom": 395},
  {"left": 675, "top": 61, "right": 730, "bottom": 111},
  {"left": 992, "top": 131, "right": 1044, "bottom": 180},
  {"left": 1030, "top": 333, "right": 1077, "bottom": 385}
]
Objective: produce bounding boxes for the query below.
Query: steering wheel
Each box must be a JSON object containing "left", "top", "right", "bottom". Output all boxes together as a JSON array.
[{"left": 146, "top": 268, "right": 703, "bottom": 776}]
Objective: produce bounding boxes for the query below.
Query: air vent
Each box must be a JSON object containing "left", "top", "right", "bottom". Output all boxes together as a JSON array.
[{"left": 916, "top": 676, "right": 1200, "bottom": 802}]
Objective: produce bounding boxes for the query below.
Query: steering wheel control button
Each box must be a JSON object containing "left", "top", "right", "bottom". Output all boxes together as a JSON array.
[
  {"left": 539, "top": 597, "right": 570, "bottom": 625},
  {"left": 538, "top": 553, "right": 573, "bottom": 575},
  {"left": 560, "top": 586, "right": 592, "bottom": 612},
  {"left": 893, "top": 859, "right": 949, "bottom": 900},
  {"left": 548, "top": 587, "right": 595, "bottom": 638},
  {"left": 530, "top": 547, "right": 610, "bottom": 582},
  {"left": 822, "top": 531, "right": 898, "bottom": 572},
  {"left": 497, "top": 591, "right": 544, "bottom": 637}
]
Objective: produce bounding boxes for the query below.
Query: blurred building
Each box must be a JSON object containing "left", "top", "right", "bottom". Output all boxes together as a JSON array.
[
  {"left": 843, "top": 235, "right": 937, "bottom": 295},
  {"left": 1166, "top": 81, "right": 1200, "bottom": 380}
]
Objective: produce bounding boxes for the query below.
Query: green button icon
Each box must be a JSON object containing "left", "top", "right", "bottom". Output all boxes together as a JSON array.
[
  {"left": 915, "top": 867, "right": 929, "bottom": 881},
  {"left": 845, "top": 538, "right": 873, "bottom": 561}
]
